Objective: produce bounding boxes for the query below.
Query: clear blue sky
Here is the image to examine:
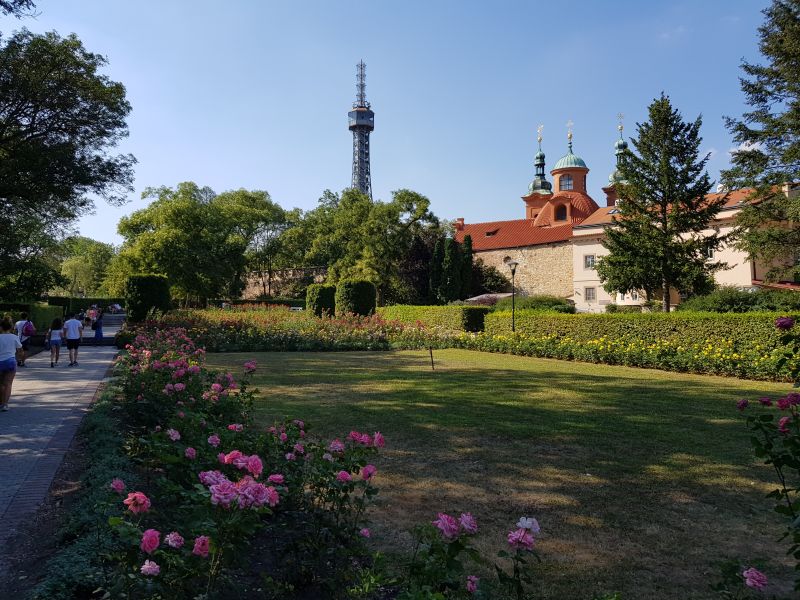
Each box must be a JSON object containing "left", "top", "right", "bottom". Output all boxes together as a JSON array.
[{"left": 20, "top": 0, "right": 768, "bottom": 244}]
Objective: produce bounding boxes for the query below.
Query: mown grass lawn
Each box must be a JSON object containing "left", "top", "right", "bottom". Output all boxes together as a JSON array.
[{"left": 207, "top": 349, "right": 795, "bottom": 599}]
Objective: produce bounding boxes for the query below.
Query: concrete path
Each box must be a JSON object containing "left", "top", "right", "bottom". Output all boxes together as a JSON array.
[{"left": 0, "top": 338, "right": 118, "bottom": 558}]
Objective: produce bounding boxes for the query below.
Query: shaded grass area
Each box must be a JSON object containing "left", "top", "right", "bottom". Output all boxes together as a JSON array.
[{"left": 207, "top": 349, "right": 794, "bottom": 599}]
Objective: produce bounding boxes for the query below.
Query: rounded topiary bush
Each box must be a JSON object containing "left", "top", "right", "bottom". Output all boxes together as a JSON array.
[
  {"left": 124, "top": 275, "right": 171, "bottom": 322},
  {"left": 335, "top": 280, "right": 376, "bottom": 316},
  {"left": 306, "top": 284, "right": 336, "bottom": 317}
]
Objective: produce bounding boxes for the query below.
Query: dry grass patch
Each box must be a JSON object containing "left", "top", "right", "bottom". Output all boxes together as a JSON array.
[{"left": 207, "top": 349, "right": 794, "bottom": 599}]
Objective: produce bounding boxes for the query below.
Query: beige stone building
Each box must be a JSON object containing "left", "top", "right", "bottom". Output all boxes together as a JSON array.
[{"left": 455, "top": 127, "right": 796, "bottom": 311}]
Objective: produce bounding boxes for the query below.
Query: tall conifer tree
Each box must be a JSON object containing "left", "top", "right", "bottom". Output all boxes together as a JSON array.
[
  {"left": 429, "top": 238, "right": 444, "bottom": 304},
  {"left": 723, "top": 0, "right": 800, "bottom": 282},
  {"left": 460, "top": 234, "right": 473, "bottom": 299},
  {"left": 439, "top": 238, "right": 461, "bottom": 303},
  {"left": 596, "top": 94, "right": 725, "bottom": 311}
]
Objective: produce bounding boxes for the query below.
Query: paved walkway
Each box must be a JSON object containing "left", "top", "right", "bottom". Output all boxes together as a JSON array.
[{"left": 0, "top": 338, "right": 118, "bottom": 557}]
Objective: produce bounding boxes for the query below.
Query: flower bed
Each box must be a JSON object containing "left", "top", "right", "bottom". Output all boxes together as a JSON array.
[{"left": 378, "top": 304, "right": 490, "bottom": 332}]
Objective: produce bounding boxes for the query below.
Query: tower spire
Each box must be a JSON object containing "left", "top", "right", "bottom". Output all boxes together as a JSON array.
[
  {"left": 348, "top": 61, "right": 375, "bottom": 199},
  {"left": 528, "top": 124, "right": 552, "bottom": 195},
  {"left": 608, "top": 113, "right": 628, "bottom": 186}
]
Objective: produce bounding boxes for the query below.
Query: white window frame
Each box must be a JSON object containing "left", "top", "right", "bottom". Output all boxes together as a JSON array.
[
  {"left": 585, "top": 287, "right": 596, "bottom": 302},
  {"left": 584, "top": 254, "right": 596, "bottom": 269},
  {"left": 560, "top": 174, "right": 573, "bottom": 191}
]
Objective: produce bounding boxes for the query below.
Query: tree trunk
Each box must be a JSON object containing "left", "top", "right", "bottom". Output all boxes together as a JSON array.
[
  {"left": 260, "top": 269, "right": 267, "bottom": 297},
  {"left": 662, "top": 276, "right": 670, "bottom": 312}
]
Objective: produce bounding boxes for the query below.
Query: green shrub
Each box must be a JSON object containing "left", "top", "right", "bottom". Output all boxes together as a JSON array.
[
  {"left": 30, "top": 303, "right": 66, "bottom": 331},
  {"left": 47, "top": 296, "right": 125, "bottom": 315},
  {"left": 605, "top": 304, "right": 618, "bottom": 313},
  {"left": 336, "top": 280, "right": 376, "bottom": 316},
  {"left": 306, "top": 284, "right": 336, "bottom": 317},
  {"left": 678, "top": 287, "right": 800, "bottom": 313},
  {"left": 493, "top": 294, "right": 572, "bottom": 312},
  {"left": 124, "top": 275, "right": 171, "bottom": 322},
  {"left": 378, "top": 305, "right": 490, "bottom": 332},
  {"left": 232, "top": 297, "right": 306, "bottom": 309}
]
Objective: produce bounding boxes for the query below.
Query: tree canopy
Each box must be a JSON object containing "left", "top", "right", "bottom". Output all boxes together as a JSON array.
[
  {"left": 0, "top": 29, "right": 134, "bottom": 300},
  {"left": 722, "top": 0, "right": 800, "bottom": 282},
  {"left": 596, "top": 94, "right": 725, "bottom": 311}
]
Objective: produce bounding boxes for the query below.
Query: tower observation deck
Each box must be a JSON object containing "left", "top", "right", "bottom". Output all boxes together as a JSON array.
[{"left": 348, "top": 60, "right": 374, "bottom": 199}]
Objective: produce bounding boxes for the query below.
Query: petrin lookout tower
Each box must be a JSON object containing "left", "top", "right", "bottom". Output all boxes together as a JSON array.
[{"left": 348, "top": 60, "right": 374, "bottom": 199}]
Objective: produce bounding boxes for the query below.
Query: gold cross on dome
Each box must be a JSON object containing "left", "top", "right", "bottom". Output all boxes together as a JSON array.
[
  {"left": 617, "top": 112, "right": 624, "bottom": 132},
  {"left": 566, "top": 119, "right": 574, "bottom": 140},
  {"left": 537, "top": 124, "right": 543, "bottom": 143}
]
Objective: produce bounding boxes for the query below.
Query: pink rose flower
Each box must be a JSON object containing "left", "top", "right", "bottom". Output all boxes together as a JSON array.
[
  {"left": 165, "top": 531, "right": 184, "bottom": 548},
  {"left": 466, "top": 575, "right": 479, "bottom": 594},
  {"left": 507, "top": 528, "right": 535, "bottom": 550},
  {"left": 267, "top": 473, "right": 284, "bottom": 484},
  {"left": 322, "top": 452, "right": 334, "bottom": 462},
  {"left": 177, "top": 411, "right": 185, "bottom": 418},
  {"left": 779, "top": 416, "right": 792, "bottom": 434},
  {"left": 285, "top": 452, "right": 296, "bottom": 461},
  {"left": 373, "top": 431, "right": 385, "bottom": 448},
  {"left": 167, "top": 428, "right": 181, "bottom": 442},
  {"left": 174, "top": 382, "right": 186, "bottom": 392},
  {"left": 360, "top": 528, "right": 370, "bottom": 538},
  {"left": 193, "top": 535, "right": 210, "bottom": 558},
  {"left": 459, "top": 512, "right": 478, "bottom": 534},
  {"left": 210, "top": 383, "right": 223, "bottom": 393},
  {"left": 265, "top": 486, "right": 280, "bottom": 507},
  {"left": 292, "top": 419, "right": 304, "bottom": 428},
  {"left": 279, "top": 432, "right": 288, "bottom": 443},
  {"left": 210, "top": 481, "right": 238, "bottom": 508},
  {"left": 110, "top": 478, "right": 126, "bottom": 494},
  {"left": 293, "top": 443, "right": 305, "bottom": 454},
  {"left": 123, "top": 491, "right": 151, "bottom": 514},
  {"left": 336, "top": 470, "right": 352, "bottom": 483},
  {"left": 516, "top": 517, "right": 540, "bottom": 533},
  {"left": 140, "top": 528, "right": 160, "bottom": 554},
  {"left": 736, "top": 399, "right": 748, "bottom": 411},
  {"left": 140, "top": 560, "right": 160, "bottom": 576},
  {"left": 227, "top": 423, "right": 244, "bottom": 432},
  {"left": 432, "top": 513, "right": 460, "bottom": 540},
  {"left": 224, "top": 450, "right": 244, "bottom": 464},
  {"left": 198, "top": 470, "right": 229, "bottom": 486},
  {"left": 243, "top": 360, "right": 257, "bottom": 373},
  {"left": 207, "top": 434, "right": 221, "bottom": 447},
  {"left": 743, "top": 567, "right": 768, "bottom": 591},
  {"left": 185, "top": 447, "right": 197, "bottom": 460},
  {"left": 777, "top": 396, "right": 791, "bottom": 410},
  {"left": 246, "top": 455, "right": 263, "bottom": 478},
  {"left": 329, "top": 439, "right": 345, "bottom": 453},
  {"left": 361, "top": 464, "right": 377, "bottom": 480}
]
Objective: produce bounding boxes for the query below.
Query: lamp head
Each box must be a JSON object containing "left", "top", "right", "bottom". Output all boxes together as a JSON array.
[{"left": 507, "top": 260, "right": 519, "bottom": 272}]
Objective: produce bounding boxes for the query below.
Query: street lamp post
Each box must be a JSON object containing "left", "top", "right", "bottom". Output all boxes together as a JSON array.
[{"left": 507, "top": 260, "right": 519, "bottom": 332}]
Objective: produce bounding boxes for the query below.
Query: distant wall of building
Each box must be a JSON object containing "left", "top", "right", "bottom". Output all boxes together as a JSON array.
[
  {"left": 242, "top": 267, "right": 327, "bottom": 300},
  {"left": 474, "top": 241, "right": 573, "bottom": 298}
]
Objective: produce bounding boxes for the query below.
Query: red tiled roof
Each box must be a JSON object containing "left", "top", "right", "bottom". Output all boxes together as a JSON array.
[
  {"left": 455, "top": 220, "right": 573, "bottom": 251},
  {"left": 576, "top": 188, "right": 757, "bottom": 228},
  {"left": 753, "top": 279, "right": 800, "bottom": 291}
]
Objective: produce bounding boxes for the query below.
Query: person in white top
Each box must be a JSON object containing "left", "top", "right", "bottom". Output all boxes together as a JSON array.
[
  {"left": 47, "top": 317, "right": 64, "bottom": 368},
  {"left": 63, "top": 313, "right": 84, "bottom": 367},
  {"left": 13, "top": 311, "right": 34, "bottom": 367},
  {"left": 0, "top": 318, "right": 23, "bottom": 411}
]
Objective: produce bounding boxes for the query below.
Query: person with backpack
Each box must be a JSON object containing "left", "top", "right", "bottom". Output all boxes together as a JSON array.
[
  {"left": 14, "top": 312, "right": 35, "bottom": 367},
  {"left": 0, "top": 318, "right": 22, "bottom": 411},
  {"left": 47, "top": 317, "right": 64, "bottom": 367},
  {"left": 63, "top": 313, "right": 84, "bottom": 367}
]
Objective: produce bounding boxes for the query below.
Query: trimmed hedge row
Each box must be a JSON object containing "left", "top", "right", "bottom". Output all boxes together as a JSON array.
[
  {"left": 336, "top": 280, "right": 376, "bottom": 316},
  {"left": 306, "top": 284, "right": 336, "bottom": 317},
  {"left": 48, "top": 296, "right": 125, "bottom": 315},
  {"left": 0, "top": 302, "right": 65, "bottom": 332},
  {"left": 232, "top": 298, "right": 306, "bottom": 309},
  {"left": 378, "top": 305, "right": 491, "bottom": 332},
  {"left": 125, "top": 275, "right": 171, "bottom": 322}
]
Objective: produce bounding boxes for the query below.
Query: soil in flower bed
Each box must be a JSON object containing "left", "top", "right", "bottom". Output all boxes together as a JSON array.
[{"left": 207, "top": 349, "right": 796, "bottom": 600}]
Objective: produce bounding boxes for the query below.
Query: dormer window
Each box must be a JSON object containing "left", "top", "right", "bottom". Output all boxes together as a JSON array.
[
  {"left": 560, "top": 174, "right": 573, "bottom": 191},
  {"left": 485, "top": 229, "right": 499, "bottom": 237},
  {"left": 555, "top": 205, "right": 567, "bottom": 221}
]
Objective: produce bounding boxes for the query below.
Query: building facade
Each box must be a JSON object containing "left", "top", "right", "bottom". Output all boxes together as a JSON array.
[{"left": 455, "top": 127, "right": 790, "bottom": 311}]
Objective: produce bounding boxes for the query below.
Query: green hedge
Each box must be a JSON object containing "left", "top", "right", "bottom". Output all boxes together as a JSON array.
[
  {"left": 231, "top": 298, "right": 305, "bottom": 309},
  {"left": 478, "top": 309, "right": 798, "bottom": 380},
  {"left": 124, "top": 275, "right": 171, "bottom": 322},
  {"left": 48, "top": 296, "right": 125, "bottom": 315},
  {"left": 493, "top": 295, "right": 575, "bottom": 313},
  {"left": 336, "top": 280, "right": 376, "bottom": 316},
  {"left": 677, "top": 287, "right": 800, "bottom": 313},
  {"left": 306, "top": 284, "right": 336, "bottom": 317},
  {"left": 379, "top": 305, "right": 491, "bottom": 332},
  {"left": 0, "top": 302, "right": 64, "bottom": 332}
]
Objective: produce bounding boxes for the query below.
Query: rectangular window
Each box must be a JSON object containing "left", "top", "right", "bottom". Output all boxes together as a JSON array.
[
  {"left": 585, "top": 287, "right": 596, "bottom": 302},
  {"left": 584, "top": 254, "right": 596, "bottom": 269},
  {"left": 630, "top": 291, "right": 639, "bottom": 301},
  {"left": 705, "top": 247, "right": 714, "bottom": 259}
]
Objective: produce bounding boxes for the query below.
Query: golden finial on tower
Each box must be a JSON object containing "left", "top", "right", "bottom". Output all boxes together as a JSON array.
[
  {"left": 617, "top": 112, "right": 624, "bottom": 135},
  {"left": 537, "top": 124, "right": 543, "bottom": 147},
  {"left": 566, "top": 119, "right": 574, "bottom": 142}
]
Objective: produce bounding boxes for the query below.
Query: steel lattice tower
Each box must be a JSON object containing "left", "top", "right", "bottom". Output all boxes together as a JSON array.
[{"left": 348, "top": 60, "right": 374, "bottom": 199}]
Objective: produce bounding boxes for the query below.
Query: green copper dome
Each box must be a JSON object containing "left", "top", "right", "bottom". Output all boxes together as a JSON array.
[{"left": 553, "top": 149, "right": 587, "bottom": 170}]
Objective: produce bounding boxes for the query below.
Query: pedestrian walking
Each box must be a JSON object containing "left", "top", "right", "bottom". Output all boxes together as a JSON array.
[
  {"left": 13, "top": 311, "right": 35, "bottom": 367},
  {"left": 63, "top": 313, "right": 84, "bottom": 367},
  {"left": 0, "top": 318, "right": 22, "bottom": 411},
  {"left": 93, "top": 308, "right": 104, "bottom": 344},
  {"left": 47, "top": 317, "right": 64, "bottom": 367}
]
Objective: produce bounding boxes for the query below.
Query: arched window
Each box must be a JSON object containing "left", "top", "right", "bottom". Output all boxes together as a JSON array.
[
  {"left": 560, "top": 174, "right": 573, "bottom": 191},
  {"left": 555, "top": 205, "right": 568, "bottom": 221}
]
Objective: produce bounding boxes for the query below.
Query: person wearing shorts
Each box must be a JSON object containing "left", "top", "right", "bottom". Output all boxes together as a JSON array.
[
  {"left": 0, "top": 318, "right": 22, "bottom": 411},
  {"left": 63, "top": 313, "right": 84, "bottom": 367},
  {"left": 14, "top": 312, "right": 32, "bottom": 367},
  {"left": 47, "top": 317, "right": 64, "bottom": 367}
]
